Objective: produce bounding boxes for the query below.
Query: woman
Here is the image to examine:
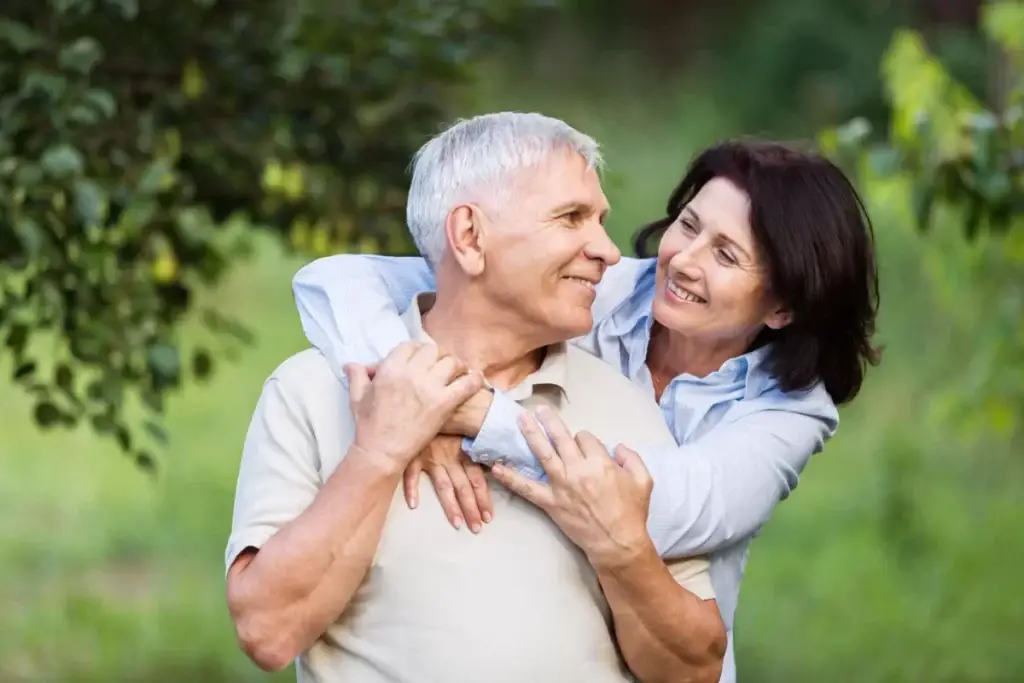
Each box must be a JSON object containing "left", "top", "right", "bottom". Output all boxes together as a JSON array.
[{"left": 291, "top": 139, "right": 880, "bottom": 679}]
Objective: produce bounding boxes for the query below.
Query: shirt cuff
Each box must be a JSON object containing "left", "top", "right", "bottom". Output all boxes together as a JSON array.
[{"left": 463, "top": 390, "right": 548, "bottom": 482}]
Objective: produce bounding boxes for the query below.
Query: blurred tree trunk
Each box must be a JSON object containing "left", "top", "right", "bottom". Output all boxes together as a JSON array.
[{"left": 921, "top": 0, "right": 981, "bottom": 26}]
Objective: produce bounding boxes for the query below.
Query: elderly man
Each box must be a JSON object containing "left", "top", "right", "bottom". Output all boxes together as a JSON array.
[{"left": 225, "top": 112, "right": 726, "bottom": 683}]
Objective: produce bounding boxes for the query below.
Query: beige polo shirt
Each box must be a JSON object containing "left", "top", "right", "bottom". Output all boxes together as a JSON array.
[{"left": 227, "top": 294, "right": 714, "bottom": 683}]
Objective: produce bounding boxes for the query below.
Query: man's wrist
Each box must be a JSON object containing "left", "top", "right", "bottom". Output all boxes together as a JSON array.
[
  {"left": 588, "top": 533, "right": 659, "bottom": 574},
  {"left": 447, "top": 387, "right": 494, "bottom": 437},
  {"left": 346, "top": 441, "right": 407, "bottom": 479}
]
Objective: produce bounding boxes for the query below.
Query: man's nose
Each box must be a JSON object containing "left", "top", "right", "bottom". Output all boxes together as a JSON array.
[{"left": 585, "top": 222, "right": 622, "bottom": 267}]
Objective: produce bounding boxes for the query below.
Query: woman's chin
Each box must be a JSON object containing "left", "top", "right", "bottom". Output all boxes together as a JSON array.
[{"left": 653, "top": 295, "right": 712, "bottom": 336}]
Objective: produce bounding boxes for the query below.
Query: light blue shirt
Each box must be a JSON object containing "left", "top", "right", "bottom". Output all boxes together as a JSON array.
[{"left": 292, "top": 253, "right": 840, "bottom": 683}]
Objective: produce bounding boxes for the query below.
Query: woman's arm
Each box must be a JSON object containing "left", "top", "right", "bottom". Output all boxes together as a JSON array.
[
  {"left": 465, "top": 387, "right": 839, "bottom": 559},
  {"left": 291, "top": 254, "right": 646, "bottom": 381},
  {"left": 291, "top": 254, "right": 434, "bottom": 378}
]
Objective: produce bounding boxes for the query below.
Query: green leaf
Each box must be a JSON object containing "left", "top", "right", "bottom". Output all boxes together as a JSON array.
[
  {"left": 147, "top": 343, "right": 181, "bottom": 380},
  {"left": 114, "top": 424, "right": 132, "bottom": 452},
  {"left": 91, "top": 414, "right": 115, "bottom": 434},
  {"left": 15, "top": 216, "right": 46, "bottom": 255},
  {"left": 911, "top": 182, "right": 936, "bottom": 233},
  {"left": 40, "top": 144, "right": 85, "bottom": 177},
  {"left": 59, "top": 37, "right": 104, "bottom": 74},
  {"left": 21, "top": 70, "right": 67, "bottom": 100},
  {"left": 982, "top": 0, "right": 1024, "bottom": 53},
  {"left": 5, "top": 324, "right": 29, "bottom": 356},
  {"left": 0, "top": 19, "right": 45, "bottom": 53},
  {"left": 135, "top": 450, "right": 156, "bottom": 472},
  {"left": 192, "top": 348, "right": 214, "bottom": 380},
  {"left": 73, "top": 178, "right": 107, "bottom": 224},
  {"left": 144, "top": 420, "right": 168, "bottom": 445},
  {"left": 55, "top": 363, "right": 74, "bottom": 390},
  {"left": 33, "top": 402, "right": 62, "bottom": 428},
  {"left": 82, "top": 88, "right": 117, "bottom": 119},
  {"left": 13, "top": 361, "right": 36, "bottom": 381},
  {"left": 137, "top": 159, "right": 173, "bottom": 194}
]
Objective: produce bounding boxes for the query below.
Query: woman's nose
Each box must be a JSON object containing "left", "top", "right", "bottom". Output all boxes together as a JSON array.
[{"left": 668, "top": 240, "right": 706, "bottom": 280}]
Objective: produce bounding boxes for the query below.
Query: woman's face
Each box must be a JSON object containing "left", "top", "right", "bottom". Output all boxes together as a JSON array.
[{"left": 652, "top": 177, "right": 791, "bottom": 349}]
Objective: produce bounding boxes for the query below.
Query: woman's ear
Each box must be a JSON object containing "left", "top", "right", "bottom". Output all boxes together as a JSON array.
[
  {"left": 764, "top": 303, "right": 793, "bottom": 330},
  {"left": 445, "top": 203, "right": 487, "bottom": 276}
]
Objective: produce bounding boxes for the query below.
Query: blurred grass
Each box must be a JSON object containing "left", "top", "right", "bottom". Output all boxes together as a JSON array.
[{"left": 1, "top": 67, "right": 1021, "bottom": 683}]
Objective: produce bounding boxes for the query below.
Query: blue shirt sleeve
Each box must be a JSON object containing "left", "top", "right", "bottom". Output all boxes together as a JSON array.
[
  {"left": 466, "top": 385, "right": 838, "bottom": 560},
  {"left": 291, "top": 254, "right": 435, "bottom": 380}
]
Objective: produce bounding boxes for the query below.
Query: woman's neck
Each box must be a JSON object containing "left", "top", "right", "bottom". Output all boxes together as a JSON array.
[{"left": 646, "top": 323, "right": 756, "bottom": 385}]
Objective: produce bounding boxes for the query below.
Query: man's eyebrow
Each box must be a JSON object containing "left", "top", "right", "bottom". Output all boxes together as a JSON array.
[
  {"left": 551, "top": 201, "right": 610, "bottom": 220},
  {"left": 550, "top": 201, "right": 584, "bottom": 215}
]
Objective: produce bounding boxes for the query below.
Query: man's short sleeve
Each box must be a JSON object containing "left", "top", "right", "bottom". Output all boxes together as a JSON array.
[
  {"left": 225, "top": 375, "right": 322, "bottom": 574},
  {"left": 665, "top": 555, "right": 716, "bottom": 601}
]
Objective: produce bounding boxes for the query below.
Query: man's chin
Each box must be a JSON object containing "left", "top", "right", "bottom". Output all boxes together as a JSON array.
[{"left": 554, "top": 309, "right": 594, "bottom": 339}]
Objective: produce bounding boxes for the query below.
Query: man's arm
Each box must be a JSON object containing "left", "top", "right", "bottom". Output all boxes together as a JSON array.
[
  {"left": 226, "top": 343, "right": 482, "bottom": 671},
  {"left": 225, "top": 376, "right": 404, "bottom": 672},
  {"left": 596, "top": 548, "right": 726, "bottom": 683}
]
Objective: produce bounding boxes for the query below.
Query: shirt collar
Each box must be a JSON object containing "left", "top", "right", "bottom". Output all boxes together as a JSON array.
[
  {"left": 606, "top": 289, "right": 777, "bottom": 399},
  {"left": 399, "top": 291, "right": 573, "bottom": 402}
]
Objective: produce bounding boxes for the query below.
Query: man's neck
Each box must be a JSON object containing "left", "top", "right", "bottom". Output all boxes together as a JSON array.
[{"left": 421, "top": 291, "right": 547, "bottom": 392}]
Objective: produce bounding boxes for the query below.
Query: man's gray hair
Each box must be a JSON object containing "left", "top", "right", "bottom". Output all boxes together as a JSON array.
[{"left": 406, "top": 111, "right": 603, "bottom": 266}]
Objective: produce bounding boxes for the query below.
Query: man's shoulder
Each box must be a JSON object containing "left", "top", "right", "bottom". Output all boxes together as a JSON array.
[
  {"left": 564, "top": 345, "right": 650, "bottom": 402},
  {"left": 562, "top": 346, "right": 671, "bottom": 444}
]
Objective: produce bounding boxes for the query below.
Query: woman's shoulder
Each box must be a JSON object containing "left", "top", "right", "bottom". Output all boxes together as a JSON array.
[{"left": 736, "top": 373, "right": 840, "bottom": 436}]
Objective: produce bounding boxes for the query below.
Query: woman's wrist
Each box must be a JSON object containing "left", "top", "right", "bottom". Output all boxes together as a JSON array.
[{"left": 442, "top": 387, "right": 494, "bottom": 437}]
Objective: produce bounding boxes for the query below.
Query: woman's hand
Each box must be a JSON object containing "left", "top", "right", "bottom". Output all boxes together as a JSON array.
[
  {"left": 490, "top": 405, "right": 654, "bottom": 569},
  {"left": 403, "top": 435, "right": 494, "bottom": 533}
]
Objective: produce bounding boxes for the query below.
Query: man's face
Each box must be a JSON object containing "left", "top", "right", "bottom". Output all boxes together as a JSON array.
[{"left": 479, "top": 149, "right": 620, "bottom": 343}]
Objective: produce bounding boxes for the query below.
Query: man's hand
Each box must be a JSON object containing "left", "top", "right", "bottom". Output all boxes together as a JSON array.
[
  {"left": 440, "top": 388, "right": 494, "bottom": 438},
  {"left": 403, "top": 436, "right": 494, "bottom": 533},
  {"left": 362, "top": 362, "right": 493, "bottom": 439},
  {"left": 490, "top": 405, "right": 653, "bottom": 569},
  {"left": 346, "top": 341, "right": 484, "bottom": 471}
]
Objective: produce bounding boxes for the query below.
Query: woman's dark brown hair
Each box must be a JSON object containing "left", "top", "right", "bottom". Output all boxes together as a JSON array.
[{"left": 633, "top": 139, "right": 881, "bottom": 405}]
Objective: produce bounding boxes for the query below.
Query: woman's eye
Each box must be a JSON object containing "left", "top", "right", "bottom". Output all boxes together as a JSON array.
[
  {"left": 715, "top": 248, "right": 737, "bottom": 266},
  {"left": 680, "top": 220, "right": 698, "bottom": 234}
]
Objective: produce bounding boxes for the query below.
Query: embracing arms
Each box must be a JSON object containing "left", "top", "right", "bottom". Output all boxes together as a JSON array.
[
  {"left": 291, "top": 254, "right": 838, "bottom": 560},
  {"left": 499, "top": 408, "right": 726, "bottom": 683},
  {"left": 225, "top": 343, "right": 480, "bottom": 670}
]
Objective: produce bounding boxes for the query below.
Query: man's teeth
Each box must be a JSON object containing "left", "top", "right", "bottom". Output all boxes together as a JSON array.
[
  {"left": 565, "top": 277, "right": 594, "bottom": 290},
  {"left": 667, "top": 281, "right": 705, "bottom": 303}
]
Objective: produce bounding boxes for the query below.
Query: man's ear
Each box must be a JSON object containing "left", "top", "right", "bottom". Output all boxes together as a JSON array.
[{"left": 445, "top": 204, "right": 486, "bottom": 276}]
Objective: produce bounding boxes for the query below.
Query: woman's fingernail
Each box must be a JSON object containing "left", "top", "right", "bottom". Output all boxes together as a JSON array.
[
  {"left": 453, "top": 516, "right": 463, "bottom": 530},
  {"left": 409, "top": 496, "right": 417, "bottom": 509},
  {"left": 482, "top": 511, "right": 493, "bottom": 523},
  {"left": 471, "top": 522, "right": 482, "bottom": 534}
]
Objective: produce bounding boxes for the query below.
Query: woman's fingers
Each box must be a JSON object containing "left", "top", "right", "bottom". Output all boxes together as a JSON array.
[
  {"left": 465, "top": 462, "right": 494, "bottom": 524},
  {"left": 446, "top": 462, "right": 485, "bottom": 533},
  {"left": 403, "top": 457, "right": 424, "bottom": 509},
  {"left": 428, "top": 463, "right": 464, "bottom": 529}
]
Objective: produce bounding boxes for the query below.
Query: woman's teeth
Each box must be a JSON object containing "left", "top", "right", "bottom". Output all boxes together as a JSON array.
[{"left": 667, "top": 280, "right": 706, "bottom": 304}]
